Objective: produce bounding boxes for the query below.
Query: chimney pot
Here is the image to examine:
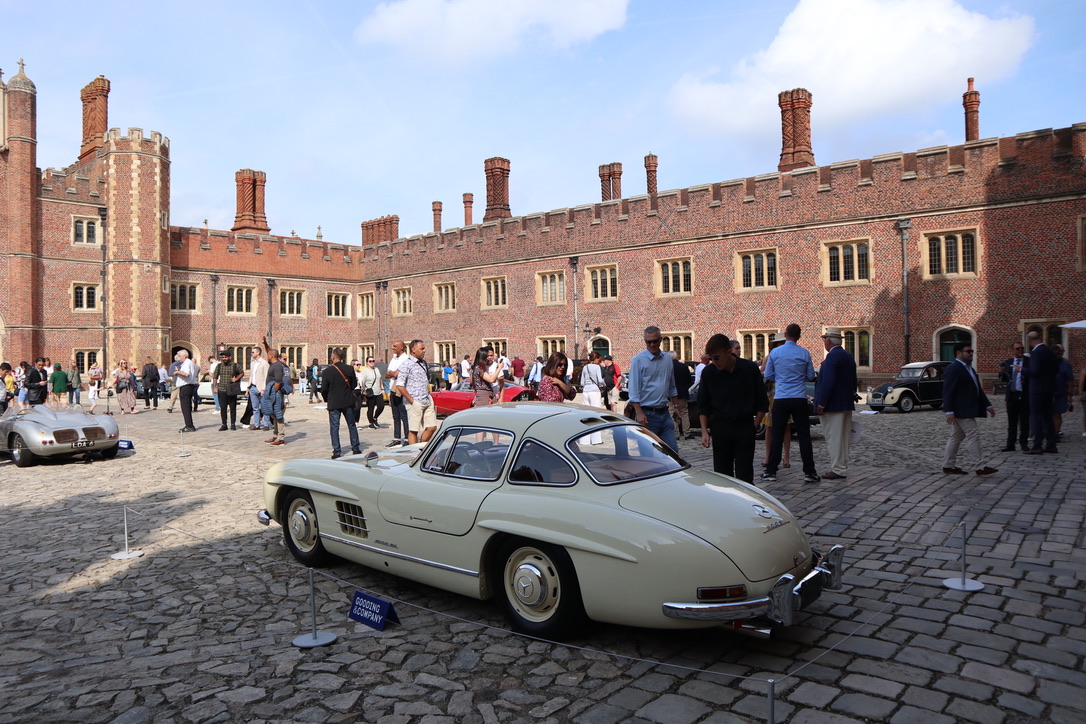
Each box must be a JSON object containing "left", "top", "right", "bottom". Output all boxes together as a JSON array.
[
  {"left": 463, "top": 193, "right": 474, "bottom": 226},
  {"left": 432, "top": 201, "right": 443, "bottom": 233},
  {"left": 483, "top": 157, "right": 511, "bottom": 222}
]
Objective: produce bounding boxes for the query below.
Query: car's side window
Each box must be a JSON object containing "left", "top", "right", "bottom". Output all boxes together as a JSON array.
[
  {"left": 422, "top": 430, "right": 458, "bottom": 474},
  {"left": 509, "top": 439, "right": 577, "bottom": 486}
]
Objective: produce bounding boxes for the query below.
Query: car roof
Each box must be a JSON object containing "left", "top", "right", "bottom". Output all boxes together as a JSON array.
[
  {"left": 441, "top": 401, "right": 630, "bottom": 438},
  {"left": 901, "top": 361, "right": 948, "bottom": 369}
]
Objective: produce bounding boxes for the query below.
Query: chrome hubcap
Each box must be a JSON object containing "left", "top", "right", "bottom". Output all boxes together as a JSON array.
[
  {"left": 512, "top": 563, "right": 545, "bottom": 607},
  {"left": 288, "top": 505, "right": 316, "bottom": 551}
]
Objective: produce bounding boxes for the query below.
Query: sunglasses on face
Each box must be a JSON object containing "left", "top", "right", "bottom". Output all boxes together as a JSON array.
[{"left": 644, "top": 338, "right": 662, "bottom": 345}]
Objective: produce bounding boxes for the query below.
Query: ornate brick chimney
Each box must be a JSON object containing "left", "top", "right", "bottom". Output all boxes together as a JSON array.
[
  {"left": 599, "top": 164, "right": 613, "bottom": 201},
  {"left": 432, "top": 201, "right": 442, "bottom": 233},
  {"left": 609, "top": 162, "right": 622, "bottom": 199},
  {"left": 482, "top": 157, "right": 511, "bottom": 222},
  {"left": 777, "top": 88, "right": 815, "bottom": 172},
  {"left": 644, "top": 153, "right": 658, "bottom": 195},
  {"left": 463, "top": 193, "right": 474, "bottom": 226},
  {"left": 79, "top": 76, "right": 110, "bottom": 164},
  {"left": 963, "top": 77, "right": 980, "bottom": 142},
  {"left": 231, "top": 169, "right": 271, "bottom": 234}
]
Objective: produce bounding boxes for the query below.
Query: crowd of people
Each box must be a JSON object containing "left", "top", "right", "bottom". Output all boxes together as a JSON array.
[{"left": 2, "top": 325, "right": 1082, "bottom": 479}]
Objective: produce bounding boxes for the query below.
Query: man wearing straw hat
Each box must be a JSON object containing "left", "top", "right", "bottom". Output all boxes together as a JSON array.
[{"left": 815, "top": 327, "right": 858, "bottom": 480}]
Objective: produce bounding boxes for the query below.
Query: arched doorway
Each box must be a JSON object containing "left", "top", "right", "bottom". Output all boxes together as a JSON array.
[
  {"left": 937, "top": 328, "right": 972, "bottom": 361},
  {"left": 590, "top": 336, "right": 611, "bottom": 358}
]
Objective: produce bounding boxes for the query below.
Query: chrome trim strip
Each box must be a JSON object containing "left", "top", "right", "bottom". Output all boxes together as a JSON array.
[
  {"left": 662, "top": 597, "right": 771, "bottom": 622},
  {"left": 319, "top": 533, "right": 480, "bottom": 577}
]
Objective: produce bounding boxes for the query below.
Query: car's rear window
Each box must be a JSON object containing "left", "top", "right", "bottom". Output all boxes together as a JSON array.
[{"left": 567, "top": 425, "right": 687, "bottom": 485}]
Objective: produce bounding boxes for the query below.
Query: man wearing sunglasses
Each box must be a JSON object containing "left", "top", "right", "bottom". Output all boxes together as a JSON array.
[{"left": 628, "top": 325, "right": 678, "bottom": 452}]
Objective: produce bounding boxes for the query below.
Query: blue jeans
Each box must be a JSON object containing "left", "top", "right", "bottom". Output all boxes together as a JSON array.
[
  {"left": 390, "top": 394, "right": 408, "bottom": 440},
  {"left": 248, "top": 386, "right": 267, "bottom": 428},
  {"left": 68, "top": 388, "right": 81, "bottom": 406},
  {"left": 328, "top": 406, "right": 361, "bottom": 456},
  {"left": 643, "top": 408, "right": 678, "bottom": 454}
]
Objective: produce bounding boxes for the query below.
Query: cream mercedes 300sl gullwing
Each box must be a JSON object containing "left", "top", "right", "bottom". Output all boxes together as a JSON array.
[{"left": 258, "top": 403, "right": 844, "bottom": 639}]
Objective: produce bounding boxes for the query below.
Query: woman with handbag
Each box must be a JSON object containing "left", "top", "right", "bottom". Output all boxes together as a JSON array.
[
  {"left": 579, "top": 351, "right": 606, "bottom": 444},
  {"left": 470, "top": 347, "right": 505, "bottom": 408},
  {"left": 359, "top": 356, "right": 385, "bottom": 429},
  {"left": 67, "top": 361, "right": 83, "bottom": 407},
  {"left": 87, "top": 360, "right": 103, "bottom": 412},
  {"left": 110, "top": 360, "right": 137, "bottom": 414}
]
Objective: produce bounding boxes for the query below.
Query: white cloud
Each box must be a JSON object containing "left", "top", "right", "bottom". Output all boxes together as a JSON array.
[
  {"left": 355, "top": 0, "right": 628, "bottom": 67},
  {"left": 668, "top": 0, "right": 1035, "bottom": 137}
]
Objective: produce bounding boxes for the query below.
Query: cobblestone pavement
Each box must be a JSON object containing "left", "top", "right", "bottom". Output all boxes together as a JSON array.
[{"left": 1, "top": 397, "right": 1083, "bottom": 723}]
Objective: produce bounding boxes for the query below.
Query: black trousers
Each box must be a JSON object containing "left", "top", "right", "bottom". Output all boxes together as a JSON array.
[
  {"left": 1029, "top": 393, "right": 1057, "bottom": 450},
  {"left": 710, "top": 420, "right": 757, "bottom": 484},
  {"left": 144, "top": 381, "right": 159, "bottom": 408},
  {"left": 766, "top": 397, "right": 816, "bottom": 475},
  {"left": 366, "top": 394, "right": 385, "bottom": 425},
  {"left": 179, "top": 384, "right": 196, "bottom": 429},
  {"left": 218, "top": 392, "right": 238, "bottom": 425},
  {"left": 390, "top": 394, "right": 407, "bottom": 439},
  {"left": 1005, "top": 391, "right": 1029, "bottom": 449}
]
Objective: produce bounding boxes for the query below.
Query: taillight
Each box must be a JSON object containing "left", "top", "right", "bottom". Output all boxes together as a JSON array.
[{"left": 697, "top": 585, "right": 748, "bottom": 601}]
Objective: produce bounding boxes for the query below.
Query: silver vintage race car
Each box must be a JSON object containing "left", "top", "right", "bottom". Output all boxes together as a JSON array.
[
  {"left": 259, "top": 402, "right": 844, "bottom": 639},
  {"left": 0, "top": 405, "right": 121, "bottom": 467}
]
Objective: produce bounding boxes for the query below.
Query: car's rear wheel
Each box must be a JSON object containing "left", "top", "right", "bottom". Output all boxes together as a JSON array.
[
  {"left": 282, "top": 489, "right": 333, "bottom": 566},
  {"left": 495, "top": 538, "right": 586, "bottom": 639},
  {"left": 897, "top": 395, "right": 916, "bottom": 413},
  {"left": 100, "top": 443, "right": 119, "bottom": 460},
  {"left": 11, "top": 434, "right": 36, "bottom": 468}
]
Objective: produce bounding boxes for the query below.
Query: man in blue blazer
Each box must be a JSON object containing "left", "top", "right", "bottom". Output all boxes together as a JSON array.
[
  {"left": 815, "top": 328, "right": 857, "bottom": 480},
  {"left": 942, "top": 342, "right": 997, "bottom": 475},
  {"left": 1024, "top": 330, "right": 1059, "bottom": 453}
]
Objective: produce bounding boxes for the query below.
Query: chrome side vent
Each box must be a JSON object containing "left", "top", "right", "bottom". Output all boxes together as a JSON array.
[{"left": 336, "top": 501, "right": 369, "bottom": 538}]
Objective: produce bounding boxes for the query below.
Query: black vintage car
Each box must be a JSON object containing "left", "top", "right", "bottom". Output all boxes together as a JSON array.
[{"left": 868, "top": 361, "right": 951, "bottom": 412}]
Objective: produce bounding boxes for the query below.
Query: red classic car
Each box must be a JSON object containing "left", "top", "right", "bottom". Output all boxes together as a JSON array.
[{"left": 431, "top": 382, "right": 535, "bottom": 416}]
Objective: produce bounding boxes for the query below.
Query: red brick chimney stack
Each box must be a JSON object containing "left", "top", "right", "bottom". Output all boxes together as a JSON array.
[
  {"left": 463, "top": 193, "right": 474, "bottom": 226},
  {"left": 231, "top": 169, "right": 271, "bottom": 234},
  {"left": 432, "top": 201, "right": 443, "bottom": 232},
  {"left": 610, "top": 162, "right": 622, "bottom": 199},
  {"left": 482, "top": 157, "right": 511, "bottom": 222},
  {"left": 777, "top": 88, "right": 815, "bottom": 172},
  {"left": 599, "top": 164, "right": 613, "bottom": 201},
  {"left": 644, "top": 153, "right": 658, "bottom": 195},
  {"left": 78, "top": 76, "right": 110, "bottom": 164},
  {"left": 963, "top": 77, "right": 980, "bottom": 142}
]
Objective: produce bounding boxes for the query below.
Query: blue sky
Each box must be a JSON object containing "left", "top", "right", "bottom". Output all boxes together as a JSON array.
[{"left": 6, "top": 0, "right": 1084, "bottom": 245}]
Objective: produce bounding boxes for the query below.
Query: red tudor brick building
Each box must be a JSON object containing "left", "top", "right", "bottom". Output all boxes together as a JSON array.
[{"left": 2, "top": 65, "right": 1085, "bottom": 386}]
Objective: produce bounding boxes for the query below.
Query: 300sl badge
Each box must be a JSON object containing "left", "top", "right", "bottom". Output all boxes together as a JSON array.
[{"left": 763, "top": 519, "right": 791, "bottom": 534}]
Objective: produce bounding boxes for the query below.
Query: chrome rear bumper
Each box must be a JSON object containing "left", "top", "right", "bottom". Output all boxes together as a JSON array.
[
  {"left": 257, "top": 508, "right": 272, "bottom": 526},
  {"left": 662, "top": 545, "right": 845, "bottom": 626}
]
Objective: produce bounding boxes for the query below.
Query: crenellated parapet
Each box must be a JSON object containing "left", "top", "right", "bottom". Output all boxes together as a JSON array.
[
  {"left": 170, "top": 226, "right": 363, "bottom": 281},
  {"left": 102, "top": 126, "right": 171, "bottom": 158},
  {"left": 359, "top": 124, "right": 1086, "bottom": 281}
]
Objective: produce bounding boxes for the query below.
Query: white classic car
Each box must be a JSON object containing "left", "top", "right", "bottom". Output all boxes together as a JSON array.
[{"left": 258, "top": 403, "right": 844, "bottom": 639}]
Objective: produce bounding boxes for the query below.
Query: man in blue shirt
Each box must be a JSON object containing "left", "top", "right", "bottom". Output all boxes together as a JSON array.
[
  {"left": 629, "top": 325, "right": 678, "bottom": 452},
  {"left": 761, "top": 323, "right": 819, "bottom": 484}
]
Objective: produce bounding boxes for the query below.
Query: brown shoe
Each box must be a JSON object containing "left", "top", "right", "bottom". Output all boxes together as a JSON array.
[
  {"left": 942, "top": 467, "right": 968, "bottom": 475},
  {"left": 270, "top": 439, "right": 285, "bottom": 446},
  {"left": 975, "top": 466, "right": 998, "bottom": 476},
  {"left": 264, "top": 438, "right": 276, "bottom": 444}
]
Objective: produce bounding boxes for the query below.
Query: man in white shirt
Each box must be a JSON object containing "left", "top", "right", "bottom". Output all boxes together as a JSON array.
[
  {"left": 249, "top": 347, "right": 270, "bottom": 430},
  {"left": 385, "top": 341, "right": 410, "bottom": 448},
  {"left": 175, "top": 350, "right": 198, "bottom": 432}
]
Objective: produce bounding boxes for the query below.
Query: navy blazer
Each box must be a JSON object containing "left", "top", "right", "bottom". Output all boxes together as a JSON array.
[
  {"left": 943, "top": 359, "right": 991, "bottom": 418},
  {"left": 814, "top": 345, "right": 857, "bottom": 412},
  {"left": 1025, "top": 344, "right": 1058, "bottom": 398}
]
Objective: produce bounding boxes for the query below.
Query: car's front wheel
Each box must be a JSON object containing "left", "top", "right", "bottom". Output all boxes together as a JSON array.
[
  {"left": 494, "top": 538, "right": 586, "bottom": 639},
  {"left": 11, "top": 434, "right": 36, "bottom": 468},
  {"left": 282, "top": 489, "right": 333, "bottom": 566},
  {"left": 897, "top": 395, "right": 916, "bottom": 413}
]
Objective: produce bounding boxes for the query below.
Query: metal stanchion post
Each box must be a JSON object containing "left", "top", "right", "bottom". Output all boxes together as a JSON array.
[
  {"left": 292, "top": 567, "right": 337, "bottom": 648},
  {"left": 766, "top": 679, "right": 776, "bottom": 724},
  {"left": 942, "top": 522, "right": 984, "bottom": 591},
  {"left": 177, "top": 428, "right": 191, "bottom": 458},
  {"left": 111, "top": 506, "right": 145, "bottom": 560}
]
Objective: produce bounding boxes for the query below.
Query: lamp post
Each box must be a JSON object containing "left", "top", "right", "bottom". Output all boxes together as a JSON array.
[
  {"left": 569, "top": 257, "right": 580, "bottom": 358},
  {"left": 97, "top": 206, "right": 108, "bottom": 370},
  {"left": 265, "top": 278, "right": 276, "bottom": 342}
]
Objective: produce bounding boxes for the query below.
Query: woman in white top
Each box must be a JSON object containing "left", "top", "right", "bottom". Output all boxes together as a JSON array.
[
  {"left": 359, "top": 356, "right": 385, "bottom": 428},
  {"left": 87, "top": 361, "right": 104, "bottom": 412},
  {"left": 580, "top": 351, "right": 606, "bottom": 444}
]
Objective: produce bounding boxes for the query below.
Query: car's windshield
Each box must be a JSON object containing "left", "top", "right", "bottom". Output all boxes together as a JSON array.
[
  {"left": 568, "top": 424, "right": 687, "bottom": 485},
  {"left": 896, "top": 368, "right": 923, "bottom": 379}
]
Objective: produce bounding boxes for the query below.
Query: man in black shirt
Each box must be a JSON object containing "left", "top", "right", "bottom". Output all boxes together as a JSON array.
[
  {"left": 698, "top": 334, "right": 769, "bottom": 484},
  {"left": 320, "top": 348, "right": 362, "bottom": 459}
]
